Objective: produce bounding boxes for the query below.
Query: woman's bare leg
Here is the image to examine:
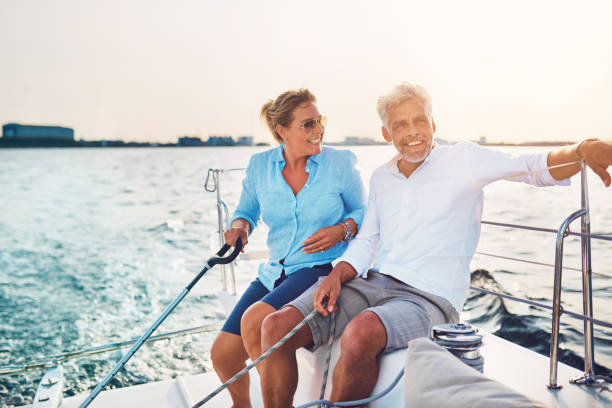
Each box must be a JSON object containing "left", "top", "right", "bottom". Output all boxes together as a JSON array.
[{"left": 210, "top": 331, "right": 252, "bottom": 408}]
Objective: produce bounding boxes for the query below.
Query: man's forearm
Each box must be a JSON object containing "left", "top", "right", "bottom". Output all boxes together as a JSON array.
[
  {"left": 547, "top": 138, "right": 612, "bottom": 187},
  {"left": 546, "top": 140, "right": 587, "bottom": 181},
  {"left": 332, "top": 261, "right": 359, "bottom": 284}
]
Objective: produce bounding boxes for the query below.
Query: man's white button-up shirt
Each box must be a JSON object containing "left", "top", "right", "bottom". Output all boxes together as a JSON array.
[{"left": 334, "top": 142, "right": 570, "bottom": 313}]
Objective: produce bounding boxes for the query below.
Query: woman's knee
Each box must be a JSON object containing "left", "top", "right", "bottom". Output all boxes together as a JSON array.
[
  {"left": 341, "top": 311, "right": 387, "bottom": 359},
  {"left": 261, "top": 307, "right": 305, "bottom": 347},
  {"left": 211, "top": 331, "right": 245, "bottom": 369},
  {"left": 211, "top": 332, "right": 229, "bottom": 366},
  {"left": 241, "top": 302, "right": 276, "bottom": 343}
]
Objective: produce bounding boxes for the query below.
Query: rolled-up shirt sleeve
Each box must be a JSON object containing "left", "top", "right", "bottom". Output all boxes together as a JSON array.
[
  {"left": 333, "top": 176, "right": 379, "bottom": 276},
  {"left": 463, "top": 142, "right": 571, "bottom": 188},
  {"left": 340, "top": 151, "right": 366, "bottom": 228},
  {"left": 231, "top": 157, "right": 260, "bottom": 233}
]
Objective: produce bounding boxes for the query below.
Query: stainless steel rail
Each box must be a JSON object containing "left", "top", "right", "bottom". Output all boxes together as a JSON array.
[
  {"left": 205, "top": 168, "right": 245, "bottom": 295},
  {"left": 478, "top": 164, "right": 610, "bottom": 389},
  {"left": 549, "top": 208, "right": 586, "bottom": 388},
  {"left": 573, "top": 161, "right": 597, "bottom": 386}
]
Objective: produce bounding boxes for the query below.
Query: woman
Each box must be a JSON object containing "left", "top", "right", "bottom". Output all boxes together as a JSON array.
[{"left": 210, "top": 89, "right": 366, "bottom": 407}]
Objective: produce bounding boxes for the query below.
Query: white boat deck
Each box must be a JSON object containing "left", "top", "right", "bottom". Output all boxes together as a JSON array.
[
  {"left": 481, "top": 333, "right": 611, "bottom": 408},
  {"left": 36, "top": 330, "right": 610, "bottom": 408}
]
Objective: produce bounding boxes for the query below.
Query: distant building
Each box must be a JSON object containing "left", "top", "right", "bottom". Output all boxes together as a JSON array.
[
  {"left": 206, "top": 135, "right": 236, "bottom": 146},
  {"left": 237, "top": 136, "right": 254, "bottom": 146},
  {"left": 178, "top": 136, "right": 205, "bottom": 146},
  {"left": 327, "top": 136, "right": 386, "bottom": 146},
  {"left": 343, "top": 136, "right": 366, "bottom": 145},
  {"left": 479, "top": 136, "right": 487, "bottom": 145},
  {"left": 100, "top": 140, "right": 125, "bottom": 147},
  {"left": 2, "top": 123, "right": 74, "bottom": 141}
]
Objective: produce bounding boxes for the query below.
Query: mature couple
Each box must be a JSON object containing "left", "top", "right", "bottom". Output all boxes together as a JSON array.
[{"left": 210, "top": 83, "right": 612, "bottom": 408}]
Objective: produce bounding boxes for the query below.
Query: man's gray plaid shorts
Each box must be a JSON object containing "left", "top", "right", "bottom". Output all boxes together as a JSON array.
[{"left": 287, "top": 271, "right": 460, "bottom": 353}]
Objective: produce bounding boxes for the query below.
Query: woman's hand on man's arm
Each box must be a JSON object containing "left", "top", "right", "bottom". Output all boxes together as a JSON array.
[
  {"left": 302, "top": 218, "right": 358, "bottom": 254},
  {"left": 302, "top": 224, "right": 344, "bottom": 254}
]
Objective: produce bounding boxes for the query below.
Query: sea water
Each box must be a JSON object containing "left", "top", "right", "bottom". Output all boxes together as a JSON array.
[{"left": 1, "top": 145, "right": 611, "bottom": 406}]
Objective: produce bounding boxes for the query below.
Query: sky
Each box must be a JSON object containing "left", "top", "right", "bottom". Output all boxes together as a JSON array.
[{"left": 1, "top": 0, "right": 611, "bottom": 144}]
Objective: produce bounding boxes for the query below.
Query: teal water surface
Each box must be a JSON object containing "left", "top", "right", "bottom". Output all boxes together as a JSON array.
[{"left": 1, "top": 146, "right": 611, "bottom": 406}]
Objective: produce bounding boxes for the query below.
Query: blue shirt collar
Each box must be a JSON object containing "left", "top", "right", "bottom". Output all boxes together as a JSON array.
[{"left": 272, "top": 144, "right": 323, "bottom": 164}]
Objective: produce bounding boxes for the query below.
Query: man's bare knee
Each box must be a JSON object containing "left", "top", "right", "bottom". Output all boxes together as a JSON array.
[{"left": 340, "top": 311, "right": 387, "bottom": 360}]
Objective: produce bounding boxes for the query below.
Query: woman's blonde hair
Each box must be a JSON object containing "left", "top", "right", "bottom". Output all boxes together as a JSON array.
[{"left": 261, "top": 89, "right": 316, "bottom": 143}]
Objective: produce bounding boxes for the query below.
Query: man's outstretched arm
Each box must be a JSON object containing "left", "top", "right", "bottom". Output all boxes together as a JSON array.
[{"left": 548, "top": 139, "right": 612, "bottom": 186}]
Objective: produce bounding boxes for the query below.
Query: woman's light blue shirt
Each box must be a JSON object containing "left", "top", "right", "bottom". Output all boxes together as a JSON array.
[{"left": 231, "top": 145, "right": 366, "bottom": 291}]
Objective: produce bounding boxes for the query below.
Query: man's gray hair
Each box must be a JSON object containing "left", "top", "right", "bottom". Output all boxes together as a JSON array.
[{"left": 376, "top": 82, "right": 433, "bottom": 130}]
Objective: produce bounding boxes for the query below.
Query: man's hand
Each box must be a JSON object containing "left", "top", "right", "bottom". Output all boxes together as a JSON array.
[
  {"left": 313, "top": 262, "right": 357, "bottom": 316},
  {"left": 578, "top": 139, "right": 612, "bottom": 187},
  {"left": 224, "top": 219, "right": 250, "bottom": 252},
  {"left": 548, "top": 139, "right": 612, "bottom": 185}
]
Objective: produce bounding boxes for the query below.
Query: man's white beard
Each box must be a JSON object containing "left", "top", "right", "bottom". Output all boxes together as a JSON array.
[{"left": 400, "top": 143, "right": 433, "bottom": 163}]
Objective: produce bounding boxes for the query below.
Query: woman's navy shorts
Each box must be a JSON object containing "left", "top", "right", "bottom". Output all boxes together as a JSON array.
[{"left": 221, "top": 263, "right": 332, "bottom": 336}]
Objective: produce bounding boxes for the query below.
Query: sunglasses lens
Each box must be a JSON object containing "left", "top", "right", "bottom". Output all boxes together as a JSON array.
[
  {"left": 300, "top": 117, "right": 326, "bottom": 131},
  {"left": 303, "top": 119, "right": 316, "bottom": 130}
]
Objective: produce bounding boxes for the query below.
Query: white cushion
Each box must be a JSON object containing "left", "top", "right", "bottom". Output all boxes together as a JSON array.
[{"left": 404, "top": 338, "right": 549, "bottom": 408}]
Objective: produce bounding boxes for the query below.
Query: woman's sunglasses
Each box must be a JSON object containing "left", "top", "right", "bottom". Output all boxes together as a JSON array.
[{"left": 299, "top": 116, "right": 327, "bottom": 132}]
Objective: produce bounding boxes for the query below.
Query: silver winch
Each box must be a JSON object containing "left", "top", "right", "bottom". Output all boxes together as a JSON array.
[{"left": 430, "top": 322, "right": 484, "bottom": 372}]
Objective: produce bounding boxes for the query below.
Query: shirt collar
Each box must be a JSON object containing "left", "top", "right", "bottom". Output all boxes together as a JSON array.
[
  {"left": 272, "top": 144, "right": 323, "bottom": 164},
  {"left": 272, "top": 144, "right": 285, "bottom": 162}
]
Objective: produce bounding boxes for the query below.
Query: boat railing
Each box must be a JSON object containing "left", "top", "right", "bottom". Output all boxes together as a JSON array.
[
  {"left": 475, "top": 162, "right": 611, "bottom": 388},
  {"left": 204, "top": 168, "right": 245, "bottom": 295}
]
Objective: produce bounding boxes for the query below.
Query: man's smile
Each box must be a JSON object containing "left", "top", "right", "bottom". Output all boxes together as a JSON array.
[{"left": 401, "top": 140, "right": 424, "bottom": 147}]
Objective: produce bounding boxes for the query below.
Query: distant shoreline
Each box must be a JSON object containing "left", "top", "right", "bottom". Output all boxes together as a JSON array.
[
  {"left": 0, "top": 140, "right": 270, "bottom": 148},
  {"left": 0, "top": 139, "right": 575, "bottom": 149}
]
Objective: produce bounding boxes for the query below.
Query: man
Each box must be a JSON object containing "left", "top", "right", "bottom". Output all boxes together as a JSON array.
[{"left": 255, "top": 82, "right": 612, "bottom": 407}]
